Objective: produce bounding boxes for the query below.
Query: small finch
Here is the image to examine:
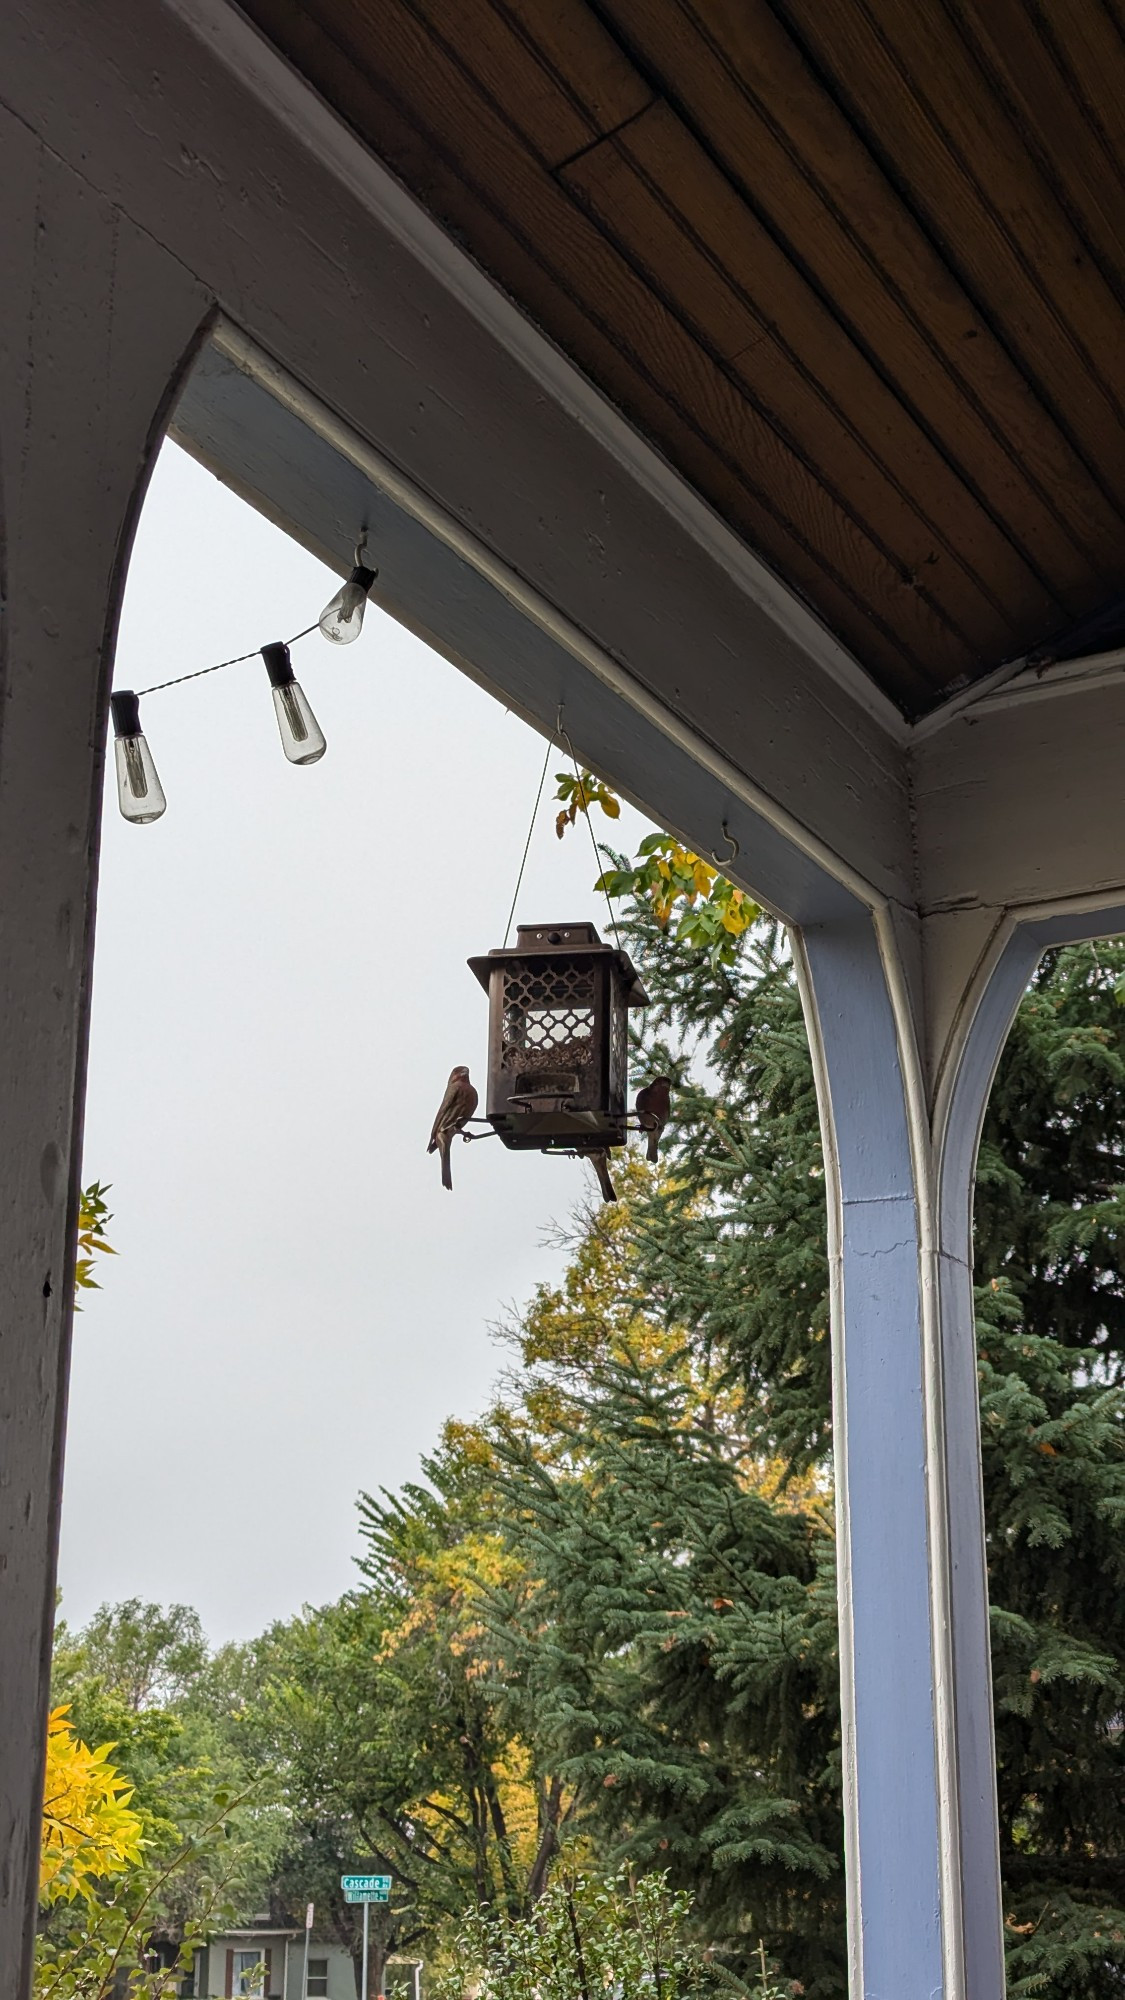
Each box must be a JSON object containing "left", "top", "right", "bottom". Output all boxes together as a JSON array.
[
  {"left": 427, "top": 1065, "right": 478, "bottom": 1191},
  {"left": 590, "top": 1149, "right": 618, "bottom": 1204},
  {"left": 635, "top": 1075, "right": 672, "bottom": 1163}
]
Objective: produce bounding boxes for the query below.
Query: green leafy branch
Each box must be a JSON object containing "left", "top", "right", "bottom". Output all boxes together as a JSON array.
[
  {"left": 75, "top": 1183, "right": 116, "bottom": 1306},
  {"left": 555, "top": 769, "right": 621, "bottom": 840},
  {"left": 552, "top": 771, "right": 758, "bottom": 968},
  {"left": 596, "top": 834, "right": 758, "bottom": 968}
]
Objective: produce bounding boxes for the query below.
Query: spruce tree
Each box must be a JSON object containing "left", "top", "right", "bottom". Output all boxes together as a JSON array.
[
  {"left": 489, "top": 896, "right": 1125, "bottom": 2000},
  {"left": 974, "top": 946, "right": 1125, "bottom": 1996},
  {"left": 490, "top": 1358, "right": 843, "bottom": 1997}
]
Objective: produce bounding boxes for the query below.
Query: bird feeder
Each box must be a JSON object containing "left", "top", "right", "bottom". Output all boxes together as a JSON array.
[{"left": 468, "top": 922, "right": 648, "bottom": 1154}]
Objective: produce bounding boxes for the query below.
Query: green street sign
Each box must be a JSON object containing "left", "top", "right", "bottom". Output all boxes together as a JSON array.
[{"left": 342, "top": 1873, "right": 391, "bottom": 1904}]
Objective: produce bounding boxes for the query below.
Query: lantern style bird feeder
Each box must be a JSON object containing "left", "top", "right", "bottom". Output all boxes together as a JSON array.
[{"left": 468, "top": 922, "right": 648, "bottom": 1154}]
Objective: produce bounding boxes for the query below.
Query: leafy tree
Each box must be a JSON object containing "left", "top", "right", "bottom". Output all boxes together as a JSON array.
[
  {"left": 201, "top": 1595, "right": 431, "bottom": 1997},
  {"left": 35, "top": 1783, "right": 259, "bottom": 2000},
  {"left": 40, "top": 1708, "right": 144, "bottom": 1907},
  {"left": 51, "top": 1597, "right": 283, "bottom": 1926},
  {"left": 54, "top": 1600, "right": 208, "bottom": 1714},
  {"left": 49, "top": 1212, "right": 281, "bottom": 1994},
  {"left": 38, "top": 1635, "right": 270, "bottom": 2000},
  {"left": 433, "top": 1869, "right": 759, "bottom": 2000},
  {"left": 355, "top": 1455, "right": 570, "bottom": 1920},
  {"left": 207, "top": 1454, "right": 571, "bottom": 1996}
]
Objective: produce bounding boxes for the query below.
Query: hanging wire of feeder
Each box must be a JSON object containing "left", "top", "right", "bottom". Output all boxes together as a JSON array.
[{"left": 458, "top": 707, "right": 649, "bottom": 1196}]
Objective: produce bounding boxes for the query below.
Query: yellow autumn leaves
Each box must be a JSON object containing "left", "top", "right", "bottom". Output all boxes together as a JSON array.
[
  {"left": 40, "top": 1707, "right": 144, "bottom": 1906},
  {"left": 551, "top": 770, "right": 757, "bottom": 966},
  {"left": 74, "top": 1183, "right": 116, "bottom": 1306},
  {"left": 553, "top": 768, "right": 621, "bottom": 839},
  {"left": 39, "top": 1195, "right": 139, "bottom": 1911},
  {"left": 594, "top": 834, "right": 756, "bottom": 961}
]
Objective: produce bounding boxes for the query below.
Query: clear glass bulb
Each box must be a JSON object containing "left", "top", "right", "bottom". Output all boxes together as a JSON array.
[
  {"left": 110, "top": 692, "right": 166, "bottom": 824},
  {"left": 272, "top": 680, "right": 326, "bottom": 764},
  {"left": 318, "top": 561, "right": 376, "bottom": 645},
  {"left": 262, "top": 642, "right": 327, "bottom": 764}
]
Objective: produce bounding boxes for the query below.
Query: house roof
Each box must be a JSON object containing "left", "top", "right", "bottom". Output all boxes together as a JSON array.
[{"left": 213, "top": 1929, "right": 301, "bottom": 1939}]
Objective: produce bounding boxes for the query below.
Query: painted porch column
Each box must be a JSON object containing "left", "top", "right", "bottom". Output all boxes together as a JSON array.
[
  {"left": 0, "top": 119, "right": 207, "bottom": 1997},
  {"left": 795, "top": 910, "right": 1007, "bottom": 2000}
]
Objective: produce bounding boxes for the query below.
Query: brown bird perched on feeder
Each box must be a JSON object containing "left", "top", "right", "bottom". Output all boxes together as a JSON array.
[
  {"left": 635, "top": 1075, "right": 672, "bottom": 1162},
  {"left": 428, "top": 1065, "right": 478, "bottom": 1191}
]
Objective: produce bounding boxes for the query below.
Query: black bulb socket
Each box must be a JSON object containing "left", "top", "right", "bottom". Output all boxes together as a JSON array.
[
  {"left": 350, "top": 563, "right": 377, "bottom": 594},
  {"left": 110, "top": 690, "right": 142, "bottom": 739},
  {"left": 262, "top": 642, "right": 295, "bottom": 688}
]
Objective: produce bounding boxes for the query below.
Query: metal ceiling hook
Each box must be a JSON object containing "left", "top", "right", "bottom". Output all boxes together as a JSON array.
[{"left": 711, "top": 820, "right": 739, "bottom": 867}]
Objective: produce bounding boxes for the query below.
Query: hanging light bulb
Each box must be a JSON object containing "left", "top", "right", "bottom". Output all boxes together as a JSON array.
[
  {"left": 110, "top": 691, "right": 166, "bottom": 824},
  {"left": 261, "top": 643, "right": 327, "bottom": 764},
  {"left": 318, "top": 541, "right": 377, "bottom": 645}
]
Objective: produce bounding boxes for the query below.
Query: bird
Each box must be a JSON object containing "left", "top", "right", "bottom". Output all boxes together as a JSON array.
[
  {"left": 590, "top": 1149, "right": 618, "bottom": 1204},
  {"left": 428, "top": 1065, "right": 478, "bottom": 1191},
  {"left": 635, "top": 1075, "right": 672, "bottom": 1162}
]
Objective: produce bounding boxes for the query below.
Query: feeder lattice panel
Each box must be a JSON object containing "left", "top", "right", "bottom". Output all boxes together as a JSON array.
[
  {"left": 609, "top": 977, "right": 628, "bottom": 1098},
  {"left": 501, "top": 962, "right": 596, "bottom": 1072}
]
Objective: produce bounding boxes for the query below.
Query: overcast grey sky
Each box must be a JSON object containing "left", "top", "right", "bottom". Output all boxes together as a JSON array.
[{"left": 58, "top": 442, "right": 651, "bottom": 1644}]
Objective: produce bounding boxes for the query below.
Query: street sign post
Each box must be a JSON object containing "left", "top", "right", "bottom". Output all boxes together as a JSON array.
[
  {"left": 341, "top": 1876, "right": 392, "bottom": 1998},
  {"left": 342, "top": 1874, "right": 391, "bottom": 1902}
]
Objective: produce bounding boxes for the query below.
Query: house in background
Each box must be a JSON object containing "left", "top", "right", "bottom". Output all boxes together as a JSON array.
[{"left": 182, "top": 1927, "right": 355, "bottom": 1999}]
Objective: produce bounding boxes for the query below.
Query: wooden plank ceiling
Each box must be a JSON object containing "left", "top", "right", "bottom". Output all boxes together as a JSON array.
[{"left": 238, "top": 0, "right": 1125, "bottom": 716}]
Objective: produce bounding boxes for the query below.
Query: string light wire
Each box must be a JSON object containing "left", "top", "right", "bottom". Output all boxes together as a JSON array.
[
  {"left": 134, "top": 623, "right": 320, "bottom": 697},
  {"left": 128, "top": 591, "right": 626, "bottom": 967}
]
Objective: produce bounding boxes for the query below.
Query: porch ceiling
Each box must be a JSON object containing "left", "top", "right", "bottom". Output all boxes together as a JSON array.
[{"left": 236, "top": 0, "right": 1125, "bottom": 719}]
